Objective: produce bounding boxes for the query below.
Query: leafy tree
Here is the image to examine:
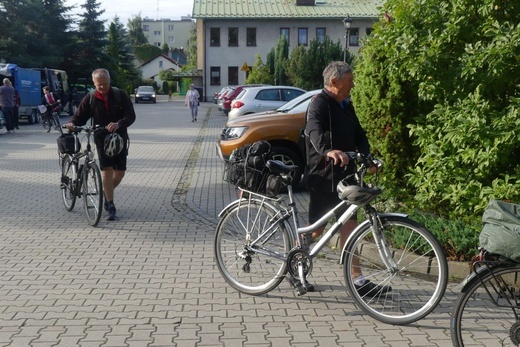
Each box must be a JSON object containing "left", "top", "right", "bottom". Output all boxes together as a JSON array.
[
  {"left": 133, "top": 44, "right": 162, "bottom": 62},
  {"left": 127, "top": 14, "right": 147, "bottom": 45},
  {"left": 245, "top": 54, "right": 274, "bottom": 84},
  {"left": 161, "top": 43, "right": 170, "bottom": 53},
  {"left": 266, "top": 48, "right": 275, "bottom": 77},
  {"left": 184, "top": 27, "right": 197, "bottom": 69},
  {"left": 274, "top": 35, "right": 288, "bottom": 85},
  {"left": 353, "top": 0, "right": 520, "bottom": 222}
]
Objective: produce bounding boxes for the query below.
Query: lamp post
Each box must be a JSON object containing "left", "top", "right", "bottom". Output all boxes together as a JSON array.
[{"left": 343, "top": 16, "right": 352, "bottom": 62}]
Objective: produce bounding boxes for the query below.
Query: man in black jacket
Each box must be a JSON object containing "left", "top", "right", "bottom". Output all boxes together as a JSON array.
[
  {"left": 65, "top": 69, "right": 136, "bottom": 221},
  {"left": 302, "top": 61, "right": 390, "bottom": 296}
]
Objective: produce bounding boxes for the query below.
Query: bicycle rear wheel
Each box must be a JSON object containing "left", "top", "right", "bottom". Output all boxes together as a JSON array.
[
  {"left": 214, "top": 198, "right": 292, "bottom": 295},
  {"left": 83, "top": 161, "right": 103, "bottom": 226},
  {"left": 60, "top": 155, "right": 76, "bottom": 211},
  {"left": 451, "top": 263, "right": 520, "bottom": 347},
  {"left": 343, "top": 215, "right": 448, "bottom": 325}
]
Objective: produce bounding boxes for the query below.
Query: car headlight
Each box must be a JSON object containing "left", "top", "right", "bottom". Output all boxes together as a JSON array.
[
  {"left": 136, "top": 93, "right": 140, "bottom": 97},
  {"left": 221, "top": 126, "right": 248, "bottom": 140},
  {"left": 152, "top": 94, "right": 156, "bottom": 97}
]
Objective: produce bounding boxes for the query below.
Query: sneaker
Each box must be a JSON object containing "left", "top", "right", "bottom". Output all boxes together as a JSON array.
[
  {"left": 355, "top": 280, "right": 392, "bottom": 297},
  {"left": 106, "top": 203, "right": 117, "bottom": 221}
]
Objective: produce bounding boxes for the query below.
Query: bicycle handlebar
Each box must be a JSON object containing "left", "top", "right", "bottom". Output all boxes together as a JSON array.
[{"left": 62, "top": 125, "right": 105, "bottom": 134}]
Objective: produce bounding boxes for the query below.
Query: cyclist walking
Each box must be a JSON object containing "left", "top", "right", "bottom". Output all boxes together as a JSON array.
[
  {"left": 65, "top": 68, "right": 136, "bottom": 221},
  {"left": 302, "top": 61, "right": 390, "bottom": 295}
]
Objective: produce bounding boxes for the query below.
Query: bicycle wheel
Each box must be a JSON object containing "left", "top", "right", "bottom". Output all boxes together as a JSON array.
[
  {"left": 451, "top": 263, "right": 520, "bottom": 347},
  {"left": 343, "top": 215, "right": 448, "bottom": 325},
  {"left": 53, "top": 113, "right": 62, "bottom": 131},
  {"left": 60, "top": 155, "right": 76, "bottom": 211},
  {"left": 214, "top": 198, "right": 293, "bottom": 295},
  {"left": 83, "top": 161, "right": 103, "bottom": 226},
  {"left": 41, "top": 115, "right": 51, "bottom": 133}
]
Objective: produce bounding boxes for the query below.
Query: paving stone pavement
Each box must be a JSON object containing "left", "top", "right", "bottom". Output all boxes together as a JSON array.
[{"left": 0, "top": 95, "right": 463, "bottom": 347}]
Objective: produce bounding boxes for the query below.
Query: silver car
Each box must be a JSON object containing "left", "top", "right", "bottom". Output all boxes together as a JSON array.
[{"left": 227, "top": 86, "right": 306, "bottom": 120}]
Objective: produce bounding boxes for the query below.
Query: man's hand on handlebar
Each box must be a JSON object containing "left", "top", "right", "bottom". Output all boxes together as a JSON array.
[
  {"left": 326, "top": 149, "right": 350, "bottom": 167},
  {"left": 105, "top": 122, "right": 120, "bottom": 133},
  {"left": 64, "top": 122, "right": 76, "bottom": 132}
]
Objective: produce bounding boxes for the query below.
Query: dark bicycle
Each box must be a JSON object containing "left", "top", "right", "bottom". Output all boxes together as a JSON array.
[
  {"left": 57, "top": 124, "right": 104, "bottom": 226},
  {"left": 38, "top": 104, "right": 62, "bottom": 133}
]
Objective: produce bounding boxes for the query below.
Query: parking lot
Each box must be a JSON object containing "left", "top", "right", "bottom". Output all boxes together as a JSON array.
[{"left": 0, "top": 95, "right": 460, "bottom": 346}]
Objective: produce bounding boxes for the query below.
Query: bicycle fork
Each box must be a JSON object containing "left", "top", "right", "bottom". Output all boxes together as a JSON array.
[{"left": 367, "top": 209, "right": 399, "bottom": 274}]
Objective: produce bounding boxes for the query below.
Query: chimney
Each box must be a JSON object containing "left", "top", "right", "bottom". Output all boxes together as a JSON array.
[{"left": 296, "top": 0, "right": 315, "bottom": 5}]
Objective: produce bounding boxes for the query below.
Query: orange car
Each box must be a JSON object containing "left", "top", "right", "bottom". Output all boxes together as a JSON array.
[{"left": 216, "top": 89, "right": 321, "bottom": 187}]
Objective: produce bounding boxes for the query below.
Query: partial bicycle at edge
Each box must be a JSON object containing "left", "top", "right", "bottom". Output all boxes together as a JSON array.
[{"left": 214, "top": 145, "right": 449, "bottom": 325}]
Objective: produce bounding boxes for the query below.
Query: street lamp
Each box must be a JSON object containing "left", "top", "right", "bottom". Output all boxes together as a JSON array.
[{"left": 343, "top": 16, "right": 352, "bottom": 62}]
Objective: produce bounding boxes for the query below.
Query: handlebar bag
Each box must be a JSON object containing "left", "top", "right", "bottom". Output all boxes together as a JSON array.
[
  {"left": 479, "top": 199, "right": 520, "bottom": 262},
  {"left": 57, "top": 133, "right": 81, "bottom": 154}
]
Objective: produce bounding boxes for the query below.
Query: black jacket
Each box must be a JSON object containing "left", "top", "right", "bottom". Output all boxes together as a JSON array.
[
  {"left": 70, "top": 88, "right": 136, "bottom": 147},
  {"left": 304, "top": 89, "right": 370, "bottom": 192}
]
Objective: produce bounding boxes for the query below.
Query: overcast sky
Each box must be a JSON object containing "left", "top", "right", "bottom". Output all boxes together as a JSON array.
[{"left": 65, "top": 0, "right": 195, "bottom": 25}]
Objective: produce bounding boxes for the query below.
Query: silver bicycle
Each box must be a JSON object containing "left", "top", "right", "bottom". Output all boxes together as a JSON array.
[{"left": 214, "top": 151, "right": 448, "bottom": 325}]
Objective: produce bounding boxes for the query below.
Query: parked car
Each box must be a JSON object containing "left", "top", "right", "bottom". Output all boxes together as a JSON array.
[
  {"left": 227, "top": 86, "right": 306, "bottom": 120},
  {"left": 218, "top": 84, "right": 268, "bottom": 115},
  {"left": 213, "top": 87, "right": 228, "bottom": 104},
  {"left": 135, "top": 86, "right": 156, "bottom": 103},
  {"left": 217, "top": 89, "right": 321, "bottom": 187}
]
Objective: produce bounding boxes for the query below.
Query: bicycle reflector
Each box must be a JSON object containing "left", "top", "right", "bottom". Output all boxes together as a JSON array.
[{"left": 104, "top": 133, "right": 124, "bottom": 157}]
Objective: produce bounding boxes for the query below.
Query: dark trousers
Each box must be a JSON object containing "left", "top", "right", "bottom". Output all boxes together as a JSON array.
[{"left": 1, "top": 106, "right": 14, "bottom": 131}]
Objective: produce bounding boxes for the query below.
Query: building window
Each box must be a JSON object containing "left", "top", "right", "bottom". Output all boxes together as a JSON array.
[
  {"left": 210, "top": 27, "right": 220, "bottom": 46},
  {"left": 154, "top": 30, "right": 161, "bottom": 36},
  {"left": 154, "top": 42, "right": 161, "bottom": 47},
  {"left": 168, "top": 24, "right": 174, "bottom": 31},
  {"left": 349, "top": 28, "right": 359, "bottom": 46},
  {"left": 246, "top": 28, "right": 256, "bottom": 46},
  {"left": 169, "top": 36, "right": 175, "bottom": 43},
  {"left": 316, "top": 28, "right": 326, "bottom": 44},
  {"left": 366, "top": 27, "right": 373, "bottom": 36},
  {"left": 280, "top": 28, "right": 290, "bottom": 43},
  {"left": 159, "top": 61, "right": 163, "bottom": 68},
  {"left": 228, "top": 27, "right": 239, "bottom": 46},
  {"left": 142, "top": 25, "right": 149, "bottom": 31},
  {"left": 298, "top": 28, "right": 308, "bottom": 46},
  {"left": 210, "top": 67, "right": 221, "bottom": 85},
  {"left": 228, "top": 67, "right": 238, "bottom": 85}
]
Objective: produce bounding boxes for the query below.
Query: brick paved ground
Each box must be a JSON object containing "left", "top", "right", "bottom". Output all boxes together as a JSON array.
[{"left": 0, "top": 95, "right": 464, "bottom": 346}]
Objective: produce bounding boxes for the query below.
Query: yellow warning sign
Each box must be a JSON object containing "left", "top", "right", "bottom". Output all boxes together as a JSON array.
[{"left": 241, "top": 63, "right": 249, "bottom": 71}]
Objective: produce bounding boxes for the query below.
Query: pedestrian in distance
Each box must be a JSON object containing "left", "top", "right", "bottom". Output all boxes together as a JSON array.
[
  {"left": 185, "top": 83, "right": 200, "bottom": 122},
  {"left": 300, "top": 61, "right": 391, "bottom": 296},
  {"left": 0, "top": 78, "right": 16, "bottom": 133},
  {"left": 41, "top": 86, "right": 62, "bottom": 118},
  {"left": 65, "top": 68, "right": 136, "bottom": 221}
]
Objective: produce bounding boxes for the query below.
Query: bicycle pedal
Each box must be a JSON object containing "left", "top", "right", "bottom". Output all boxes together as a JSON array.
[{"left": 296, "top": 284, "right": 307, "bottom": 296}]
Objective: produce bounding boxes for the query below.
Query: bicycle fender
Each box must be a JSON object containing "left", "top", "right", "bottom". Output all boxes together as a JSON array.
[{"left": 338, "top": 213, "right": 408, "bottom": 264}]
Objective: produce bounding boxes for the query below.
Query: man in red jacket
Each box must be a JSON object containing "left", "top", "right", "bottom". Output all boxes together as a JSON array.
[{"left": 65, "top": 68, "right": 136, "bottom": 221}]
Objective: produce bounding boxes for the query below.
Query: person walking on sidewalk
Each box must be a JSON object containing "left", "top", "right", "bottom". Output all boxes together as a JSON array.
[
  {"left": 185, "top": 83, "right": 200, "bottom": 122},
  {"left": 65, "top": 68, "right": 136, "bottom": 221},
  {"left": 0, "top": 78, "right": 16, "bottom": 133}
]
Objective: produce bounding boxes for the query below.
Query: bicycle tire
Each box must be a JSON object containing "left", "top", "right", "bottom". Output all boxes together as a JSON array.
[
  {"left": 83, "top": 161, "right": 103, "bottom": 226},
  {"left": 214, "top": 198, "right": 293, "bottom": 295},
  {"left": 53, "top": 113, "right": 62, "bottom": 132},
  {"left": 342, "top": 215, "right": 448, "bottom": 325},
  {"left": 41, "top": 116, "right": 51, "bottom": 133},
  {"left": 60, "top": 155, "right": 76, "bottom": 211},
  {"left": 451, "top": 263, "right": 520, "bottom": 347}
]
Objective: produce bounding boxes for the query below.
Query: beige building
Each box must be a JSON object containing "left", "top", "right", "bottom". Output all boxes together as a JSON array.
[
  {"left": 192, "top": 0, "right": 382, "bottom": 101},
  {"left": 141, "top": 17, "right": 195, "bottom": 50}
]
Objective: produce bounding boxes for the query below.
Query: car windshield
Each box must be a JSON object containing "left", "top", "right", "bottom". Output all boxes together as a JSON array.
[
  {"left": 276, "top": 89, "right": 321, "bottom": 113},
  {"left": 138, "top": 86, "right": 154, "bottom": 92}
]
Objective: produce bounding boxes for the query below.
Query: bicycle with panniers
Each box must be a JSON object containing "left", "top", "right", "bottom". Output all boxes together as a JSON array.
[
  {"left": 214, "top": 141, "right": 448, "bottom": 325},
  {"left": 57, "top": 122, "right": 104, "bottom": 226}
]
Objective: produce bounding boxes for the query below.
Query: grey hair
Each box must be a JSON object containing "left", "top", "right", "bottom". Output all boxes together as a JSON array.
[
  {"left": 322, "top": 61, "right": 353, "bottom": 87},
  {"left": 92, "top": 68, "right": 111, "bottom": 80},
  {"left": 3, "top": 78, "right": 11, "bottom": 85}
]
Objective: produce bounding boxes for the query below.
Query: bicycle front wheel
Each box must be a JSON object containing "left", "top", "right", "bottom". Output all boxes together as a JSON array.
[
  {"left": 41, "top": 116, "right": 51, "bottom": 133},
  {"left": 343, "top": 215, "right": 448, "bottom": 325},
  {"left": 60, "top": 155, "right": 76, "bottom": 211},
  {"left": 83, "top": 161, "right": 103, "bottom": 226},
  {"left": 451, "top": 263, "right": 520, "bottom": 347},
  {"left": 214, "top": 199, "right": 292, "bottom": 295}
]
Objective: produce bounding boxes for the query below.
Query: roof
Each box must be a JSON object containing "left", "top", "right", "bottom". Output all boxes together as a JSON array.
[
  {"left": 192, "top": 0, "right": 382, "bottom": 19},
  {"left": 138, "top": 54, "right": 181, "bottom": 68}
]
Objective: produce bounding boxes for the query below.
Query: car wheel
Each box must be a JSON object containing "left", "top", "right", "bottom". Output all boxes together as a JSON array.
[{"left": 270, "top": 146, "right": 303, "bottom": 188}]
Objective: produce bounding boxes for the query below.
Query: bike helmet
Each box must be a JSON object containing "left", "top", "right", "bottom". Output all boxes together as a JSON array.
[
  {"left": 104, "top": 133, "right": 124, "bottom": 157},
  {"left": 337, "top": 181, "right": 382, "bottom": 206}
]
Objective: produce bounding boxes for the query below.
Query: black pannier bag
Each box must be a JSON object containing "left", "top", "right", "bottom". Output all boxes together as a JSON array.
[
  {"left": 479, "top": 200, "right": 520, "bottom": 261},
  {"left": 223, "top": 141, "right": 283, "bottom": 197},
  {"left": 57, "top": 133, "right": 80, "bottom": 154}
]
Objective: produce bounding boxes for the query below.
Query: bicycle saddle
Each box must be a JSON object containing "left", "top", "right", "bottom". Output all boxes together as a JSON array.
[
  {"left": 265, "top": 160, "right": 299, "bottom": 174},
  {"left": 337, "top": 181, "right": 382, "bottom": 206}
]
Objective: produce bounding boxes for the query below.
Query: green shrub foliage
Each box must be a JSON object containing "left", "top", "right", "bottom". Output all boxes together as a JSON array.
[{"left": 353, "top": 0, "right": 520, "bottom": 222}]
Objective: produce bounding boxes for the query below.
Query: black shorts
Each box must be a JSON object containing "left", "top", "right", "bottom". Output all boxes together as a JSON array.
[
  {"left": 308, "top": 190, "right": 354, "bottom": 224},
  {"left": 96, "top": 146, "right": 128, "bottom": 171}
]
